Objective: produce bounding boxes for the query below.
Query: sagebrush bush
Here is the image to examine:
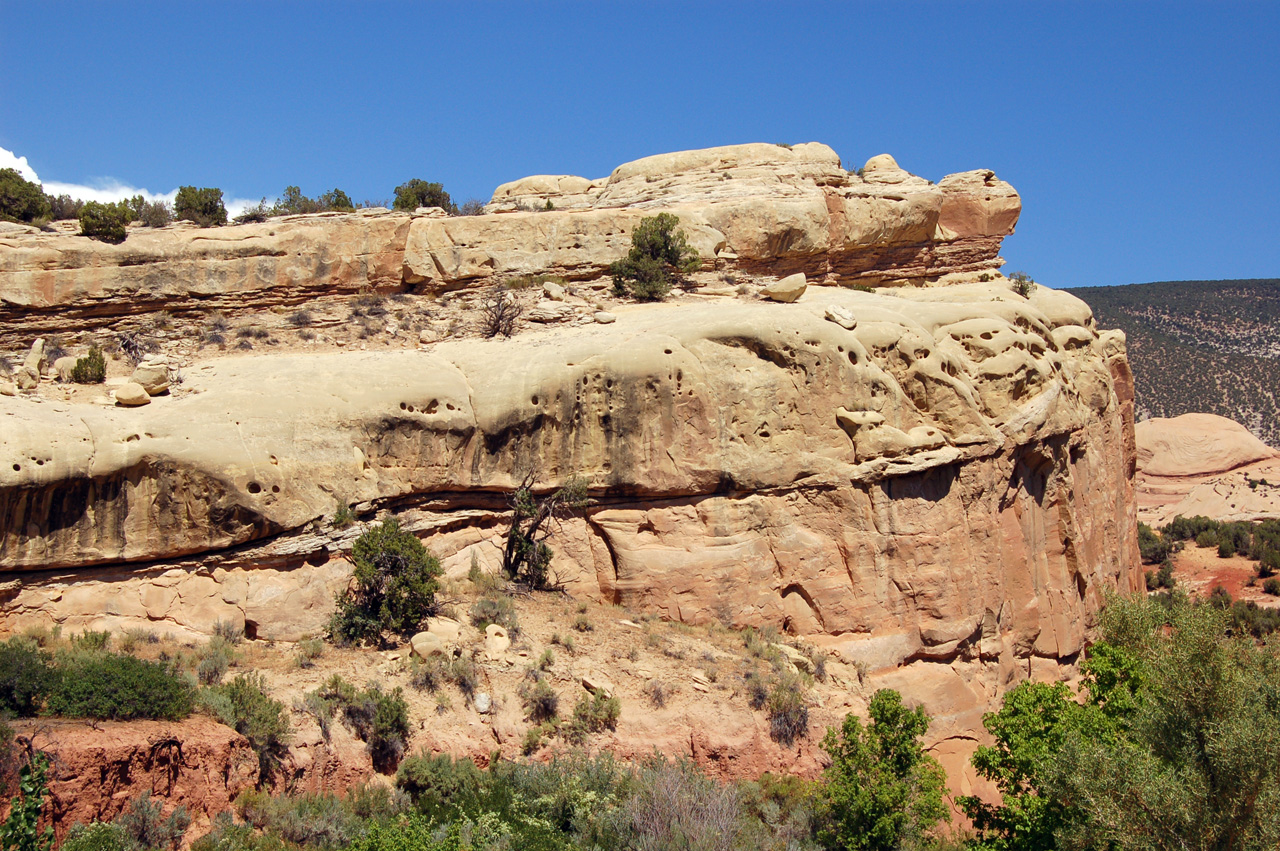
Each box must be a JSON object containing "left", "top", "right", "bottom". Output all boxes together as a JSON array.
[
  {"left": 115, "top": 790, "right": 192, "bottom": 850},
  {"left": 139, "top": 199, "right": 174, "bottom": 227},
  {"left": 394, "top": 752, "right": 482, "bottom": 813},
  {"left": 46, "top": 653, "right": 194, "bottom": 721},
  {"left": 236, "top": 789, "right": 362, "bottom": 849},
  {"left": 468, "top": 595, "right": 518, "bottom": 635},
  {"left": 60, "top": 822, "right": 134, "bottom": 851},
  {"left": 175, "top": 186, "right": 228, "bottom": 227},
  {"left": 203, "top": 673, "right": 290, "bottom": 779},
  {"left": 523, "top": 677, "right": 559, "bottom": 724},
  {"left": 196, "top": 636, "right": 237, "bottom": 685},
  {"left": 609, "top": 212, "right": 699, "bottom": 301},
  {"left": 314, "top": 676, "right": 411, "bottom": 772},
  {"left": 328, "top": 518, "right": 442, "bottom": 646},
  {"left": 564, "top": 691, "right": 620, "bottom": 743},
  {"left": 78, "top": 200, "right": 130, "bottom": 243},
  {"left": 766, "top": 675, "right": 809, "bottom": 745},
  {"left": 70, "top": 346, "right": 107, "bottom": 384}
]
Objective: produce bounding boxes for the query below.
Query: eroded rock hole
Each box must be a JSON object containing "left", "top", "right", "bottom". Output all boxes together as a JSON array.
[{"left": 247, "top": 482, "right": 262, "bottom": 494}]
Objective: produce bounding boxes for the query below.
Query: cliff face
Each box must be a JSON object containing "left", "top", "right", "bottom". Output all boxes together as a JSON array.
[
  {"left": 0, "top": 142, "right": 1137, "bottom": 793},
  {"left": 0, "top": 144, "right": 1017, "bottom": 342}
]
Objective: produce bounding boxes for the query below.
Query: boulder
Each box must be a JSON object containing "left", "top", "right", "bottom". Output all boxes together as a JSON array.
[
  {"left": 763, "top": 273, "right": 807, "bottom": 303},
  {"left": 418, "top": 327, "right": 441, "bottom": 345},
  {"left": 411, "top": 631, "right": 446, "bottom": 659},
  {"left": 113, "top": 382, "right": 151, "bottom": 407},
  {"left": 484, "top": 624, "right": 511, "bottom": 654},
  {"left": 527, "top": 301, "right": 575, "bottom": 323},
  {"left": 0, "top": 382, "right": 14, "bottom": 396},
  {"left": 14, "top": 367, "right": 38, "bottom": 390},
  {"left": 22, "top": 338, "right": 45, "bottom": 374},
  {"left": 54, "top": 356, "right": 79, "bottom": 382},
  {"left": 774, "top": 644, "right": 814, "bottom": 675},
  {"left": 581, "top": 670, "right": 615, "bottom": 698},
  {"left": 426, "top": 616, "right": 462, "bottom": 643},
  {"left": 130, "top": 358, "right": 171, "bottom": 396},
  {"left": 593, "top": 311, "right": 616, "bottom": 324},
  {"left": 542, "top": 281, "right": 567, "bottom": 301},
  {"left": 474, "top": 692, "right": 493, "bottom": 714}
]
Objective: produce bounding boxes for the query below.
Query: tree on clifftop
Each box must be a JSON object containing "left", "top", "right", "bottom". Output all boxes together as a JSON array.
[
  {"left": 610, "top": 212, "right": 700, "bottom": 301},
  {"left": 393, "top": 179, "right": 455, "bottom": 214},
  {"left": 0, "top": 168, "right": 50, "bottom": 224},
  {"left": 174, "top": 185, "right": 227, "bottom": 227}
]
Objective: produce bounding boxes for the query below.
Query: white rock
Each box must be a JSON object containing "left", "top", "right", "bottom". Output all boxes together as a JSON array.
[
  {"left": 418, "top": 328, "right": 440, "bottom": 345},
  {"left": 54, "top": 356, "right": 79, "bottom": 382},
  {"left": 131, "top": 360, "right": 171, "bottom": 396},
  {"left": 763, "top": 273, "right": 807, "bottom": 303},
  {"left": 581, "top": 670, "right": 615, "bottom": 698},
  {"left": 411, "top": 631, "right": 446, "bottom": 659},
  {"left": 474, "top": 692, "right": 492, "bottom": 714},
  {"left": 542, "top": 282, "right": 567, "bottom": 301},
  {"left": 824, "top": 305, "right": 857, "bottom": 330},
  {"left": 527, "top": 301, "right": 575, "bottom": 323},
  {"left": 114, "top": 383, "right": 151, "bottom": 407},
  {"left": 484, "top": 624, "right": 511, "bottom": 654},
  {"left": 593, "top": 311, "right": 616, "bottom": 324},
  {"left": 426, "top": 616, "right": 462, "bottom": 643}
]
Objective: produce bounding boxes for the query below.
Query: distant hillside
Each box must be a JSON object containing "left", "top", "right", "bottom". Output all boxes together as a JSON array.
[{"left": 1067, "top": 279, "right": 1280, "bottom": 448}]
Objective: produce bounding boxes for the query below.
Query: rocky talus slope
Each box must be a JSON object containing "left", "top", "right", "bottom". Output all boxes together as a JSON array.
[{"left": 0, "top": 143, "right": 1139, "bottom": 806}]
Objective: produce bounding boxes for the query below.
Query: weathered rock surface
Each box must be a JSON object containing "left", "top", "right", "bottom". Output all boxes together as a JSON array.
[
  {"left": 2, "top": 284, "right": 1139, "bottom": 695},
  {"left": 763, "top": 273, "right": 807, "bottom": 303},
  {"left": 0, "top": 142, "right": 1018, "bottom": 341},
  {"left": 1135, "top": 413, "right": 1280, "bottom": 526},
  {"left": 113, "top": 381, "right": 151, "bottom": 406}
]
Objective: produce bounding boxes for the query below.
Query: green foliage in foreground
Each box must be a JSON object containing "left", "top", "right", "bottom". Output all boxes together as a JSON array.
[
  {"left": 609, "top": 212, "right": 700, "bottom": 301},
  {"left": 0, "top": 754, "right": 54, "bottom": 851},
  {"left": 45, "top": 652, "right": 194, "bottom": 721},
  {"left": 962, "top": 592, "right": 1280, "bottom": 850},
  {"left": 818, "top": 690, "right": 949, "bottom": 851}
]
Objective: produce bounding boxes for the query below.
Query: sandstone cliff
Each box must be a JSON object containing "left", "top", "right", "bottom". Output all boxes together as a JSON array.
[
  {"left": 0, "top": 143, "right": 1017, "bottom": 342},
  {"left": 0, "top": 142, "right": 1138, "bottom": 803}
]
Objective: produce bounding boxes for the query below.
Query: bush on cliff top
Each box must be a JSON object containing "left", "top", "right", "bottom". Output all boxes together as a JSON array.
[
  {"left": 0, "top": 168, "right": 49, "bottom": 224},
  {"left": 45, "top": 652, "right": 194, "bottom": 721},
  {"left": 393, "top": 179, "right": 455, "bottom": 214},
  {"left": 175, "top": 185, "right": 228, "bottom": 227}
]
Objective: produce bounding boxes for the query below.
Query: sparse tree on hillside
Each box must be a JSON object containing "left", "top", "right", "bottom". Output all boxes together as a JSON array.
[
  {"left": 610, "top": 212, "right": 700, "bottom": 301},
  {"left": 501, "top": 474, "right": 591, "bottom": 589}
]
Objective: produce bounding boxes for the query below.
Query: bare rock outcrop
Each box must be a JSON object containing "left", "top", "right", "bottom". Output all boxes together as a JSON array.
[
  {"left": 1135, "top": 413, "right": 1280, "bottom": 526},
  {"left": 0, "top": 142, "right": 1018, "bottom": 342}
]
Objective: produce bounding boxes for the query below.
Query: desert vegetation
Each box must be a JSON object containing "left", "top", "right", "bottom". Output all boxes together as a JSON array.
[
  {"left": 1070, "top": 278, "right": 1280, "bottom": 447},
  {"left": 609, "top": 212, "right": 700, "bottom": 301}
]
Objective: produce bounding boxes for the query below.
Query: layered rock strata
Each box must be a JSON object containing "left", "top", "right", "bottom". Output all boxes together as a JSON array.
[{"left": 0, "top": 143, "right": 1017, "bottom": 342}]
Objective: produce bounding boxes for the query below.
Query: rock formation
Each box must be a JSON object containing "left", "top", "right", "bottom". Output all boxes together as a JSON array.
[
  {"left": 0, "top": 141, "right": 1138, "bottom": 804},
  {"left": 0, "top": 143, "right": 1018, "bottom": 342},
  {"left": 1136, "top": 412, "right": 1280, "bottom": 526}
]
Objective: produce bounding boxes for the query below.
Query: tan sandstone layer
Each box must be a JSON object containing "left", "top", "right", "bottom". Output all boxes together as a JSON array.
[
  {"left": 1135, "top": 412, "right": 1280, "bottom": 527},
  {"left": 0, "top": 144, "right": 1017, "bottom": 343}
]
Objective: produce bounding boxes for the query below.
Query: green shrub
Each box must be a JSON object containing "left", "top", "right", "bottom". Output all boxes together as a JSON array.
[
  {"left": 294, "top": 638, "right": 324, "bottom": 668},
  {"left": 501, "top": 475, "right": 591, "bottom": 589},
  {"left": 0, "top": 168, "right": 50, "bottom": 224},
  {"left": 766, "top": 675, "right": 809, "bottom": 745},
  {"left": 1009, "top": 270, "right": 1037, "bottom": 298},
  {"left": 0, "top": 753, "right": 54, "bottom": 851},
  {"left": 196, "top": 637, "right": 236, "bottom": 685},
  {"left": 393, "top": 180, "right": 455, "bottom": 214},
  {"left": 1263, "top": 578, "right": 1280, "bottom": 596},
  {"left": 60, "top": 822, "right": 134, "bottom": 851},
  {"left": 1137, "top": 522, "right": 1172, "bottom": 565},
  {"left": 174, "top": 186, "right": 228, "bottom": 227},
  {"left": 115, "top": 790, "right": 191, "bottom": 850},
  {"left": 564, "top": 691, "right": 620, "bottom": 743},
  {"left": 139, "top": 200, "right": 174, "bottom": 228},
  {"left": 468, "top": 595, "right": 518, "bottom": 635},
  {"left": 203, "top": 673, "right": 290, "bottom": 779},
  {"left": 190, "top": 812, "right": 294, "bottom": 851},
  {"left": 78, "top": 201, "right": 130, "bottom": 243},
  {"left": 0, "top": 639, "right": 55, "bottom": 717},
  {"left": 395, "top": 752, "right": 483, "bottom": 818},
  {"left": 46, "top": 653, "right": 193, "bottom": 721},
  {"left": 820, "top": 689, "right": 950, "bottom": 851},
  {"left": 314, "top": 676, "right": 410, "bottom": 772},
  {"left": 69, "top": 347, "right": 107, "bottom": 384},
  {"left": 236, "top": 790, "right": 361, "bottom": 849},
  {"left": 1145, "top": 560, "right": 1175, "bottom": 591},
  {"left": 69, "top": 629, "right": 111, "bottom": 652},
  {"left": 609, "top": 212, "right": 699, "bottom": 301},
  {"left": 331, "top": 504, "right": 356, "bottom": 529},
  {"left": 522, "top": 678, "right": 559, "bottom": 724},
  {"left": 328, "top": 518, "right": 443, "bottom": 646}
]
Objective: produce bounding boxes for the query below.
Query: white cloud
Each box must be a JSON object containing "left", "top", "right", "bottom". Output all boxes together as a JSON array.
[
  {"left": 2, "top": 145, "right": 258, "bottom": 218},
  {"left": 0, "top": 147, "right": 41, "bottom": 183}
]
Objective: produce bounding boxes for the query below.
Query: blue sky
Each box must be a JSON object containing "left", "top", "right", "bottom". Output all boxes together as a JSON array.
[{"left": 2, "top": 1, "right": 1276, "bottom": 287}]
